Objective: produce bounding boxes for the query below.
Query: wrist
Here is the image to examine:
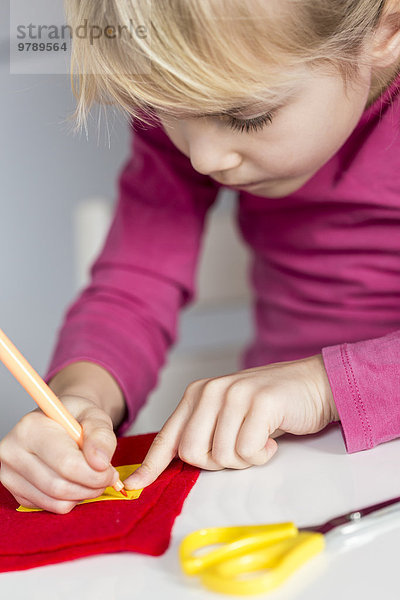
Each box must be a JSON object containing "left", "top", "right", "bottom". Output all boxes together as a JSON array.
[
  {"left": 48, "top": 361, "right": 127, "bottom": 430},
  {"left": 313, "top": 354, "right": 339, "bottom": 423}
]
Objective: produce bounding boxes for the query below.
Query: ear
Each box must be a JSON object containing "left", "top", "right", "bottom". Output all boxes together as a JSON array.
[{"left": 370, "top": 3, "right": 400, "bottom": 68}]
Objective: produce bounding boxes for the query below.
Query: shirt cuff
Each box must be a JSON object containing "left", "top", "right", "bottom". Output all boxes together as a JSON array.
[
  {"left": 322, "top": 343, "right": 374, "bottom": 453},
  {"left": 322, "top": 330, "right": 400, "bottom": 453}
]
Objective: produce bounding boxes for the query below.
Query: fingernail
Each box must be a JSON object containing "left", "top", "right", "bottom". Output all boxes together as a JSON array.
[
  {"left": 266, "top": 443, "right": 277, "bottom": 460},
  {"left": 94, "top": 449, "right": 109, "bottom": 467}
]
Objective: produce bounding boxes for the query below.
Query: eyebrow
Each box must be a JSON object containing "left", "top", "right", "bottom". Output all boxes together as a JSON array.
[
  {"left": 195, "top": 106, "right": 259, "bottom": 118},
  {"left": 171, "top": 100, "right": 286, "bottom": 120},
  {"left": 183, "top": 106, "right": 267, "bottom": 119}
]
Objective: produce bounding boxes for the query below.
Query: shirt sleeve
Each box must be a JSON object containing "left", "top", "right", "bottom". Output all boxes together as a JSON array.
[
  {"left": 322, "top": 329, "right": 400, "bottom": 453},
  {"left": 43, "top": 118, "right": 221, "bottom": 435}
]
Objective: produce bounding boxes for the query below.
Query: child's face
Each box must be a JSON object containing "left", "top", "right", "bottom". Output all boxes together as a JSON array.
[{"left": 157, "top": 63, "right": 375, "bottom": 198}]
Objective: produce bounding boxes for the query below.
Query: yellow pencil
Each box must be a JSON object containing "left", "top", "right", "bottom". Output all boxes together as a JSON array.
[{"left": 0, "top": 328, "right": 127, "bottom": 496}]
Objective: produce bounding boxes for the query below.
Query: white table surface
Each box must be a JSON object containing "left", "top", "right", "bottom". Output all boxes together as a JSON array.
[{"left": 2, "top": 423, "right": 400, "bottom": 600}]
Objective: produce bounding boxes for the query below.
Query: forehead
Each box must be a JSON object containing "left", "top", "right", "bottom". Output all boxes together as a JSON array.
[{"left": 134, "top": 0, "right": 314, "bottom": 124}]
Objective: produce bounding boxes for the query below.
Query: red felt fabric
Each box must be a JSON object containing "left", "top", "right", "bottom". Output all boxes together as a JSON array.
[{"left": 0, "top": 433, "right": 200, "bottom": 572}]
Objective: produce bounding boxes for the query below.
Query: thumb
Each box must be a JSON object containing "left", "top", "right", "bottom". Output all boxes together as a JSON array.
[{"left": 80, "top": 408, "right": 117, "bottom": 472}]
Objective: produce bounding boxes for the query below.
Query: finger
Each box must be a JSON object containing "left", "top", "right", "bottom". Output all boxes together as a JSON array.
[
  {"left": 178, "top": 381, "right": 227, "bottom": 470},
  {"left": 270, "top": 428, "right": 285, "bottom": 439},
  {"left": 13, "top": 495, "right": 38, "bottom": 509},
  {"left": 235, "top": 398, "right": 281, "bottom": 465},
  {"left": 20, "top": 416, "right": 117, "bottom": 489},
  {"left": 1, "top": 470, "right": 83, "bottom": 514},
  {"left": 124, "top": 386, "right": 200, "bottom": 490},
  {"left": 6, "top": 448, "right": 118, "bottom": 499},
  {"left": 211, "top": 392, "right": 252, "bottom": 469},
  {"left": 79, "top": 407, "right": 117, "bottom": 471}
]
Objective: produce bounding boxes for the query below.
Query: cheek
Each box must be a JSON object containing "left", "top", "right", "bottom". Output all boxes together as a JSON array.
[
  {"left": 255, "top": 86, "right": 369, "bottom": 178},
  {"left": 251, "top": 128, "right": 330, "bottom": 180}
]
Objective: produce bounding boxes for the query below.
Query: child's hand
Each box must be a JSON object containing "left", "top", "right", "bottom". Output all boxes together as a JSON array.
[
  {"left": 124, "top": 354, "right": 338, "bottom": 490},
  {"left": 0, "top": 396, "right": 120, "bottom": 514}
]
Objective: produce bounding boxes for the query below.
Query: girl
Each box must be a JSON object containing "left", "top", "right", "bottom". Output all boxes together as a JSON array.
[{"left": 1, "top": 0, "right": 400, "bottom": 514}]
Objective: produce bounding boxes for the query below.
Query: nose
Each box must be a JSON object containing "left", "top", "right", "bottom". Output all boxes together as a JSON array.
[{"left": 186, "top": 122, "right": 242, "bottom": 177}]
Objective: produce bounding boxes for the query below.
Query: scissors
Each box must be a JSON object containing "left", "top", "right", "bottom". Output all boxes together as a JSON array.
[{"left": 179, "top": 494, "right": 400, "bottom": 595}]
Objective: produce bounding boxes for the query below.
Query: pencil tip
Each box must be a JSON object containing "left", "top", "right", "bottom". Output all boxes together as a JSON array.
[{"left": 120, "top": 488, "right": 128, "bottom": 497}]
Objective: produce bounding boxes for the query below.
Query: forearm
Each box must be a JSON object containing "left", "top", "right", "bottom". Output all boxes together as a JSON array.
[
  {"left": 44, "top": 121, "right": 219, "bottom": 436},
  {"left": 47, "top": 361, "right": 127, "bottom": 430}
]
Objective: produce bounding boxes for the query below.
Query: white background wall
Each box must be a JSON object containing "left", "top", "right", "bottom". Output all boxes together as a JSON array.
[{"left": 0, "top": 1, "right": 253, "bottom": 439}]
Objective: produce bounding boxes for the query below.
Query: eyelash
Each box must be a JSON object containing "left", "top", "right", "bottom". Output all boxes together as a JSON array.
[{"left": 225, "top": 111, "right": 275, "bottom": 134}]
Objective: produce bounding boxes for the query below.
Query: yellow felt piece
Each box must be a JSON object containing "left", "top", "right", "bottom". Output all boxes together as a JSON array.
[{"left": 16, "top": 464, "right": 143, "bottom": 512}]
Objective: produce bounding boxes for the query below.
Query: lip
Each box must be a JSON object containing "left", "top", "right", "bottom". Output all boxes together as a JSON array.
[
  {"left": 217, "top": 179, "right": 267, "bottom": 188},
  {"left": 230, "top": 180, "right": 266, "bottom": 188}
]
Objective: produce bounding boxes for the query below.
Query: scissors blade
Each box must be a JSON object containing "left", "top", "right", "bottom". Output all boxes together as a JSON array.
[{"left": 302, "top": 494, "right": 400, "bottom": 535}]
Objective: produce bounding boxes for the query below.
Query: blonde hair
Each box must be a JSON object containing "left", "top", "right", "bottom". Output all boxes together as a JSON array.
[{"left": 65, "top": 0, "right": 389, "bottom": 132}]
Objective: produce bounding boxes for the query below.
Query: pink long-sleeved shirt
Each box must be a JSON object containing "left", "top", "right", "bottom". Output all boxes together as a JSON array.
[{"left": 45, "top": 72, "right": 400, "bottom": 453}]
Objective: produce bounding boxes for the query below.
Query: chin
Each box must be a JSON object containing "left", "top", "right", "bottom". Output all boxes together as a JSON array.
[{"left": 246, "top": 173, "right": 316, "bottom": 198}]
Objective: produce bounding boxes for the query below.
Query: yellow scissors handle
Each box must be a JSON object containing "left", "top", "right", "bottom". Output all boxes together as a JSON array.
[
  {"left": 201, "top": 531, "right": 325, "bottom": 596},
  {"left": 180, "top": 522, "right": 298, "bottom": 575}
]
